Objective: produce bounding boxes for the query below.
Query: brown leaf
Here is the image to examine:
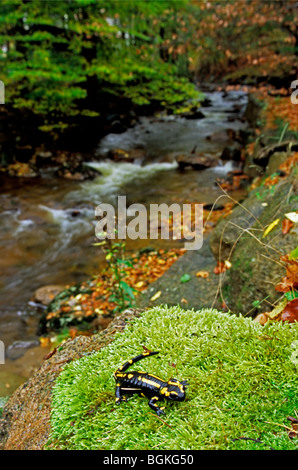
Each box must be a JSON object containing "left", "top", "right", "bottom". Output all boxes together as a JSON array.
[
  {"left": 196, "top": 270, "right": 209, "bottom": 278},
  {"left": 281, "top": 299, "right": 298, "bottom": 323},
  {"left": 214, "top": 261, "right": 227, "bottom": 274},
  {"left": 282, "top": 218, "right": 294, "bottom": 235},
  {"left": 275, "top": 255, "right": 298, "bottom": 292}
]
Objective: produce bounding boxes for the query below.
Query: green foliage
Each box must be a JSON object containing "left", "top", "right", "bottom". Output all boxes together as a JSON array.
[
  {"left": 101, "top": 238, "right": 136, "bottom": 313},
  {"left": 0, "top": 0, "right": 202, "bottom": 139},
  {"left": 48, "top": 306, "right": 298, "bottom": 450}
]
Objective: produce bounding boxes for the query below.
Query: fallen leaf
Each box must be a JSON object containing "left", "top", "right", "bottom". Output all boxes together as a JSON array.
[
  {"left": 150, "top": 291, "right": 162, "bottom": 301},
  {"left": 281, "top": 298, "right": 298, "bottom": 323},
  {"left": 266, "top": 297, "right": 288, "bottom": 319},
  {"left": 285, "top": 212, "right": 298, "bottom": 224},
  {"left": 39, "top": 337, "right": 51, "bottom": 348},
  {"left": 135, "top": 281, "right": 144, "bottom": 288},
  {"left": 224, "top": 260, "right": 232, "bottom": 269},
  {"left": 254, "top": 312, "right": 269, "bottom": 325},
  {"left": 289, "top": 247, "right": 298, "bottom": 261},
  {"left": 282, "top": 218, "right": 294, "bottom": 235},
  {"left": 196, "top": 270, "right": 209, "bottom": 278},
  {"left": 262, "top": 218, "right": 280, "bottom": 238},
  {"left": 214, "top": 261, "right": 226, "bottom": 274}
]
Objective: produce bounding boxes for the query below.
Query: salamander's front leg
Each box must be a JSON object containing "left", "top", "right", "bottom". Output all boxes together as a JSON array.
[
  {"left": 148, "top": 396, "right": 165, "bottom": 416},
  {"left": 115, "top": 382, "right": 127, "bottom": 404}
]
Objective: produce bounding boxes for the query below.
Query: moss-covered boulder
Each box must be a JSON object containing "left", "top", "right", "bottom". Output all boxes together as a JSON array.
[{"left": 2, "top": 306, "right": 297, "bottom": 450}]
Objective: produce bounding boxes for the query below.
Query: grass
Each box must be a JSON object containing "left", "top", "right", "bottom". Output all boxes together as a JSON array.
[{"left": 48, "top": 306, "right": 298, "bottom": 450}]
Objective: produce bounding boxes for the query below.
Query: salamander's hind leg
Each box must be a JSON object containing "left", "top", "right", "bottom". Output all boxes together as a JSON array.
[
  {"left": 148, "top": 396, "right": 165, "bottom": 416},
  {"left": 115, "top": 383, "right": 128, "bottom": 404}
]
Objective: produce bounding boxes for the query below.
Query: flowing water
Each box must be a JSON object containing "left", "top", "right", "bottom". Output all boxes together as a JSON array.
[{"left": 0, "top": 89, "right": 248, "bottom": 384}]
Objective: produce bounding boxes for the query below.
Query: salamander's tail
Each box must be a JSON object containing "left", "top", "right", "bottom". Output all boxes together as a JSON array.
[{"left": 116, "top": 350, "right": 159, "bottom": 373}]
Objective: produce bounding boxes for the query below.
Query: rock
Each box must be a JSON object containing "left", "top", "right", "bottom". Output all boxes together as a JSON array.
[
  {"left": 6, "top": 162, "right": 38, "bottom": 178},
  {"left": 33, "top": 285, "right": 65, "bottom": 306},
  {"left": 56, "top": 163, "right": 99, "bottom": 181},
  {"left": 253, "top": 140, "right": 298, "bottom": 168},
  {"left": 136, "top": 237, "right": 221, "bottom": 311},
  {"left": 265, "top": 152, "right": 290, "bottom": 176},
  {"left": 206, "top": 128, "right": 236, "bottom": 143},
  {"left": 106, "top": 148, "right": 135, "bottom": 162},
  {"left": 0, "top": 308, "right": 143, "bottom": 450},
  {"left": 176, "top": 153, "right": 218, "bottom": 170},
  {"left": 220, "top": 144, "right": 242, "bottom": 161},
  {"left": 200, "top": 97, "right": 213, "bottom": 107},
  {"left": 182, "top": 109, "right": 205, "bottom": 120},
  {"left": 34, "top": 150, "right": 53, "bottom": 168},
  {"left": 210, "top": 175, "right": 298, "bottom": 316},
  {"left": 6, "top": 340, "right": 41, "bottom": 361}
]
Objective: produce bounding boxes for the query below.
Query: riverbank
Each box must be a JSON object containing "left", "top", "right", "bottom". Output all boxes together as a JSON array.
[
  {"left": 1, "top": 82, "right": 297, "bottom": 382},
  {"left": 0, "top": 83, "right": 297, "bottom": 450},
  {"left": 0, "top": 86, "right": 249, "bottom": 378}
]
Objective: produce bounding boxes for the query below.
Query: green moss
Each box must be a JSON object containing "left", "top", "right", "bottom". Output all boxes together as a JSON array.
[{"left": 48, "top": 306, "right": 298, "bottom": 450}]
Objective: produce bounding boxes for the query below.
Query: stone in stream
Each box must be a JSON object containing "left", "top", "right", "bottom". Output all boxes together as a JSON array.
[
  {"left": 175, "top": 153, "right": 219, "bottom": 170},
  {"left": 33, "top": 285, "right": 65, "bottom": 306},
  {"left": 6, "top": 340, "right": 41, "bottom": 361}
]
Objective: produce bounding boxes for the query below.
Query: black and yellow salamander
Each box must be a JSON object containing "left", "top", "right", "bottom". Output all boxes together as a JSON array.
[{"left": 114, "top": 350, "right": 188, "bottom": 416}]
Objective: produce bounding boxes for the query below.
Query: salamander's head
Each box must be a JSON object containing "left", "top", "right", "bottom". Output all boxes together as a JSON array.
[{"left": 163, "top": 378, "right": 189, "bottom": 402}]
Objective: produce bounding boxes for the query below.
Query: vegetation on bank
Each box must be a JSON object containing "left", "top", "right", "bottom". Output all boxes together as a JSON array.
[
  {"left": 48, "top": 306, "right": 298, "bottom": 450},
  {"left": 0, "top": 0, "right": 297, "bottom": 161}
]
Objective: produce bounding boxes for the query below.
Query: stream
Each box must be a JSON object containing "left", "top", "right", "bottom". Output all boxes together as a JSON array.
[{"left": 0, "top": 88, "right": 248, "bottom": 389}]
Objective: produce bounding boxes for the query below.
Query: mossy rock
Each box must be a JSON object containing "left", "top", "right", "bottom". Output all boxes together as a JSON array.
[{"left": 45, "top": 306, "right": 298, "bottom": 450}]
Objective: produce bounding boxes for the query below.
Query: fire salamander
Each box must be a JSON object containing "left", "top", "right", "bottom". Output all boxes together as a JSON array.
[{"left": 114, "top": 350, "right": 188, "bottom": 416}]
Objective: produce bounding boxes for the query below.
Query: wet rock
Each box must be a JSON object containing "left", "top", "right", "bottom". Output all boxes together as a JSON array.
[
  {"left": 181, "top": 109, "right": 205, "bottom": 120},
  {"left": 6, "top": 340, "right": 41, "bottom": 360},
  {"left": 6, "top": 162, "right": 38, "bottom": 178},
  {"left": 106, "top": 148, "right": 135, "bottom": 162},
  {"left": 56, "top": 163, "right": 100, "bottom": 181},
  {"left": 33, "top": 285, "right": 65, "bottom": 306},
  {"left": 34, "top": 150, "right": 53, "bottom": 168},
  {"left": 206, "top": 128, "right": 236, "bottom": 143},
  {"left": 176, "top": 153, "right": 218, "bottom": 170},
  {"left": 220, "top": 144, "right": 242, "bottom": 161},
  {"left": 200, "top": 97, "right": 213, "bottom": 107}
]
